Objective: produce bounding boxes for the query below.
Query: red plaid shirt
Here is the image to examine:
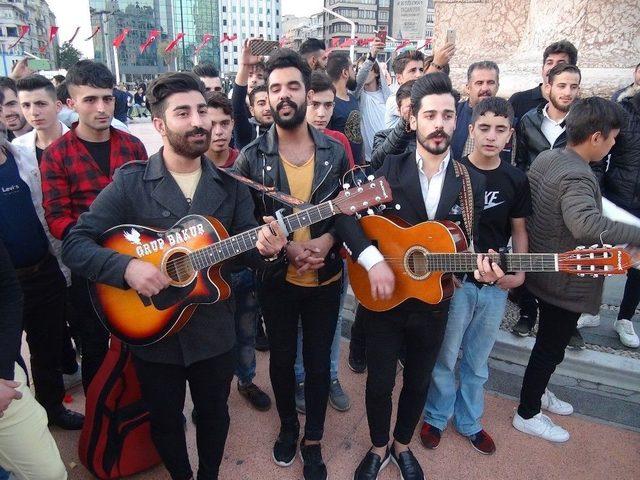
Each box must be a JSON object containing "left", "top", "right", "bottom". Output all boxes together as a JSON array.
[{"left": 40, "top": 125, "right": 148, "bottom": 239}]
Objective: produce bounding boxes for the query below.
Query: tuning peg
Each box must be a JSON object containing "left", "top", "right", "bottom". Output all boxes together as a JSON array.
[
  {"left": 343, "top": 183, "right": 350, "bottom": 190},
  {"left": 357, "top": 187, "right": 364, "bottom": 193},
  {"left": 367, "top": 208, "right": 374, "bottom": 215},
  {"left": 379, "top": 205, "right": 387, "bottom": 211},
  {"left": 602, "top": 243, "right": 612, "bottom": 248},
  {"left": 356, "top": 179, "right": 363, "bottom": 186},
  {"left": 367, "top": 175, "right": 375, "bottom": 181},
  {"left": 575, "top": 245, "right": 586, "bottom": 250},
  {"left": 590, "top": 244, "right": 599, "bottom": 249},
  {"left": 395, "top": 204, "right": 401, "bottom": 210},
  {"left": 578, "top": 273, "right": 585, "bottom": 277},
  {"left": 355, "top": 213, "right": 362, "bottom": 220}
]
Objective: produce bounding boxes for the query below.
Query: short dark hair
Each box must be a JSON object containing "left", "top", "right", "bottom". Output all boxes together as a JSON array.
[
  {"left": 299, "top": 38, "right": 326, "bottom": 57},
  {"left": 548, "top": 63, "right": 581, "bottom": 85},
  {"left": 192, "top": 63, "right": 220, "bottom": 79},
  {"left": 410, "top": 72, "right": 453, "bottom": 116},
  {"left": 636, "top": 62, "right": 640, "bottom": 71},
  {"left": 52, "top": 74, "right": 65, "bottom": 84},
  {"left": 205, "top": 91, "right": 233, "bottom": 116},
  {"left": 0, "top": 77, "right": 17, "bottom": 96},
  {"left": 396, "top": 79, "right": 415, "bottom": 108},
  {"left": 16, "top": 74, "right": 57, "bottom": 98},
  {"left": 467, "top": 60, "right": 499, "bottom": 82},
  {"left": 251, "top": 61, "right": 266, "bottom": 74},
  {"left": 146, "top": 72, "right": 206, "bottom": 119},
  {"left": 65, "top": 60, "right": 115, "bottom": 90},
  {"left": 471, "top": 96, "right": 514, "bottom": 125},
  {"left": 566, "top": 97, "right": 625, "bottom": 145},
  {"left": 248, "top": 84, "right": 268, "bottom": 106},
  {"left": 0, "top": 90, "right": 5, "bottom": 106},
  {"left": 543, "top": 40, "right": 578, "bottom": 66},
  {"left": 56, "top": 82, "right": 70, "bottom": 103},
  {"left": 326, "top": 51, "right": 351, "bottom": 82},
  {"left": 392, "top": 50, "right": 425, "bottom": 75},
  {"left": 309, "top": 71, "right": 335, "bottom": 95},
  {"left": 264, "top": 49, "right": 311, "bottom": 89}
]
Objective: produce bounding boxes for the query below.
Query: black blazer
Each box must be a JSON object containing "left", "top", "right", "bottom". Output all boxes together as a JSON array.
[{"left": 336, "top": 150, "right": 485, "bottom": 262}]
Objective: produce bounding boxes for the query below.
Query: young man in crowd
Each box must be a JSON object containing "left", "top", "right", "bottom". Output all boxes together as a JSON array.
[
  {"left": 203, "top": 92, "right": 273, "bottom": 411},
  {"left": 384, "top": 50, "right": 425, "bottom": 128},
  {"left": 326, "top": 51, "right": 364, "bottom": 164},
  {"left": 232, "top": 39, "right": 273, "bottom": 150},
  {"left": 193, "top": 63, "right": 224, "bottom": 93},
  {"left": 300, "top": 38, "right": 329, "bottom": 72},
  {"left": 235, "top": 49, "right": 353, "bottom": 480},
  {"left": 338, "top": 73, "right": 500, "bottom": 480},
  {"left": 62, "top": 71, "right": 286, "bottom": 480},
  {"left": 0, "top": 239, "right": 68, "bottom": 479},
  {"left": 513, "top": 97, "right": 640, "bottom": 442},
  {"left": 40, "top": 60, "right": 148, "bottom": 392},
  {"left": 0, "top": 77, "right": 32, "bottom": 140},
  {"left": 611, "top": 63, "right": 640, "bottom": 102},
  {"left": 421, "top": 97, "right": 530, "bottom": 455},
  {"left": 508, "top": 40, "right": 577, "bottom": 124}
]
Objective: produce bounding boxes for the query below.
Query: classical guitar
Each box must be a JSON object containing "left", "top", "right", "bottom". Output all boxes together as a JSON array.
[
  {"left": 91, "top": 178, "right": 392, "bottom": 345},
  {"left": 347, "top": 215, "right": 632, "bottom": 312}
]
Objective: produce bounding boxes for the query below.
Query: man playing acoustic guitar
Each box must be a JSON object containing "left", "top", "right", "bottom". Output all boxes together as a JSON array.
[
  {"left": 62, "top": 72, "right": 287, "bottom": 480},
  {"left": 338, "top": 73, "right": 505, "bottom": 480}
]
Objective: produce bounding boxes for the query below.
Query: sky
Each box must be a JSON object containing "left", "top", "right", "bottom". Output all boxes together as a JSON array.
[{"left": 47, "top": 0, "right": 325, "bottom": 60}]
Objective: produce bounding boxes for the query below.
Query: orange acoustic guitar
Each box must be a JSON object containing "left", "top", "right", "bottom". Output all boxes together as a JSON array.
[
  {"left": 91, "top": 178, "right": 392, "bottom": 345},
  {"left": 347, "top": 215, "right": 632, "bottom": 312}
]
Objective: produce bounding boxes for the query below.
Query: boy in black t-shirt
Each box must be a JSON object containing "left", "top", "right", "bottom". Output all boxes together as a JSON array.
[{"left": 421, "top": 97, "right": 537, "bottom": 455}]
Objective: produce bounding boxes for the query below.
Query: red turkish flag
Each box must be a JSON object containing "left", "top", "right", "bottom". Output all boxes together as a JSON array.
[
  {"left": 394, "top": 39, "right": 412, "bottom": 52},
  {"left": 194, "top": 33, "right": 214, "bottom": 55},
  {"left": 85, "top": 26, "right": 100, "bottom": 41},
  {"left": 220, "top": 33, "right": 229, "bottom": 44},
  {"left": 139, "top": 29, "right": 161, "bottom": 54},
  {"left": 339, "top": 38, "right": 355, "bottom": 48},
  {"left": 112, "top": 28, "right": 130, "bottom": 48},
  {"left": 38, "top": 26, "right": 59, "bottom": 53},
  {"left": 164, "top": 33, "right": 184, "bottom": 53},
  {"left": 8, "top": 25, "right": 30, "bottom": 49},
  {"left": 227, "top": 33, "right": 238, "bottom": 42},
  {"left": 67, "top": 26, "right": 81, "bottom": 44},
  {"left": 330, "top": 37, "right": 340, "bottom": 48}
]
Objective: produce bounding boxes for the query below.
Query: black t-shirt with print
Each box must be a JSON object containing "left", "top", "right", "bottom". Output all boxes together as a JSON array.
[
  {"left": 328, "top": 93, "right": 363, "bottom": 165},
  {"left": 462, "top": 156, "right": 532, "bottom": 253}
]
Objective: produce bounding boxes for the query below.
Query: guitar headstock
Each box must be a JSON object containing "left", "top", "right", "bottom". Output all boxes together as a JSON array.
[
  {"left": 559, "top": 245, "right": 631, "bottom": 277},
  {"left": 332, "top": 176, "right": 392, "bottom": 216}
]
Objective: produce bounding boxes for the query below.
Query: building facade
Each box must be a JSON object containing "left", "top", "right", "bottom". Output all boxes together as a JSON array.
[
  {"left": 0, "top": 0, "right": 58, "bottom": 76},
  {"left": 282, "top": 12, "right": 324, "bottom": 52},
  {"left": 218, "top": 0, "right": 281, "bottom": 75}
]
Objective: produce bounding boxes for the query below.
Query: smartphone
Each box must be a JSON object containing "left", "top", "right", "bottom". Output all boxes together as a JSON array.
[
  {"left": 446, "top": 29, "right": 456, "bottom": 45},
  {"left": 375, "top": 26, "right": 387, "bottom": 43},
  {"left": 250, "top": 40, "right": 280, "bottom": 57}
]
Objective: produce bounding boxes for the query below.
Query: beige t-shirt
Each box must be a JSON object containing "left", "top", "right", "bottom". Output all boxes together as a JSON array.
[{"left": 169, "top": 167, "right": 202, "bottom": 204}]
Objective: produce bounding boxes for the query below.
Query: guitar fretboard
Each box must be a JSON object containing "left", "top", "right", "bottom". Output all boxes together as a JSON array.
[
  {"left": 410, "top": 253, "right": 559, "bottom": 273},
  {"left": 188, "top": 202, "right": 335, "bottom": 270}
]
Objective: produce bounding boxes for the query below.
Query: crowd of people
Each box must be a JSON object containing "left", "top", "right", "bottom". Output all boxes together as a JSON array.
[{"left": 0, "top": 34, "right": 638, "bottom": 480}]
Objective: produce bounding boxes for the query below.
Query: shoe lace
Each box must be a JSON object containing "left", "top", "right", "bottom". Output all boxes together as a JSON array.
[
  {"left": 539, "top": 414, "right": 558, "bottom": 433},
  {"left": 618, "top": 320, "right": 637, "bottom": 335},
  {"left": 331, "top": 379, "right": 344, "bottom": 394},
  {"left": 544, "top": 389, "right": 560, "bottom": 408}
]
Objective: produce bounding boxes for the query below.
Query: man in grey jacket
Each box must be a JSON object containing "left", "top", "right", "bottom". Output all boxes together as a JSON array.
[
  {"left": 62, "top": 72, "right": 286, "bottom": 480},
  {"left": 512, "top": 97, "right": 640, "bottom": 443}
]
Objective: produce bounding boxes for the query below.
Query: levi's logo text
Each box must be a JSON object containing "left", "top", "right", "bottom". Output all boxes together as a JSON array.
[{"left": 124, "top": 224, "right": 206, "bottom": 257}]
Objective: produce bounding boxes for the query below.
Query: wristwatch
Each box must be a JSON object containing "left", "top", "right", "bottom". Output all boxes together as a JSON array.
[{"left": 431, "top": 62, "right": 444, "bottom": 70}]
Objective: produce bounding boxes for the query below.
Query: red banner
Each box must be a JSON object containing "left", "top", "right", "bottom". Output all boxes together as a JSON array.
[
  {"left": 193, "top": 33, "right": 214, "bottom": 55},
  {"left": 330, "top": 37, "right": 340, "bottom": 48},
  {"left": 39, "top": 26, "right": 59, "bottom": 53},
  {"left": 8, "top": 25, "right": 30, "bottom": 50},
  {"left": 85, "top": 26, "right": 100, "bottom": 41},
  {"left": 164, "top": 33, "right": 184, "bottom": 53},
  {"left": 67, "top": 26, "right": 80, "bottom": 44},
  {"left": 394, "top": 40, "right": 412, "bottom": 52},
  {"left": 112, "top": 28, "right": 130, "bottom": 48},
  {"left": 139, "top": 29, "right": 160, "bottom": 54},
  {"left": 339, "top": 38, "right": 356, "bottom": 48}
]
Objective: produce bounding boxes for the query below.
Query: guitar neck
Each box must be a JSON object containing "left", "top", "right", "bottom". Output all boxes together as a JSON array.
[
  {"left": 188, "top": 202, "right": 335, "bottom": 270},
  {"left": 422, "top": 253, "right": 559, "bottom": 273}
]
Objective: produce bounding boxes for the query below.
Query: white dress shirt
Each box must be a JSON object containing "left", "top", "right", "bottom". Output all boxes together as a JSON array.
[{"left": 540, "top": 104, "right": 567, "bottom": 147}]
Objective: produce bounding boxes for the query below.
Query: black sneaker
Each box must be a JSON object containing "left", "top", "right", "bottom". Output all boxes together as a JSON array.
[
  {"left": 273, "top": 421, "right": 299, "bottom": 467},
  {"left": 48, "top": 406, "right": 84, "bottom": 430},
  {"left": 300, "top": 439, "right": 327, "bottom": 480},
  {"left": 255, "top": 319, "right": 270, "bottom": 351},
  {"left": 390, "top": 445, "right": 424, "bottom": 480},
  {"left": 568, "top": 330, "right": 586, "bottom": 350},
  {"left": 512, "top": 316, "right": 532, "bottom": 337},
  {"left": 348, "top": 347, "right": 366, "bottom": 374},
  {"left": 238, "top": 382, "right": 271, "bottom": 411},
  {"left": 354, "top": 447, "right": 390, "bottom": 480}
]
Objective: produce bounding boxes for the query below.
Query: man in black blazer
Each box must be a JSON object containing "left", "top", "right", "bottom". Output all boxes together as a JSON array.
[{"left": 337, "top": 73, "right": 502, "bottom": 480}]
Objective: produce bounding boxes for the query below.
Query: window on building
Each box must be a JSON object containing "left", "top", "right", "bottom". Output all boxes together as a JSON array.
[
  {"left": 223, "top": 19, "right": 227, "bottom": 26},
  {"left": 233, "top": 20, "right": 237, "bottom": 26},
  {"left": 250, "top": 20, "right": 254, "bottom": 27},
  {"left": 224, "top": 45, "right": 228, "bottom": 52},
  {"left": 379, "top": 11, "right": 388, "bottom": 21},
  {"left": 225, "top": 59, "right": 229, "bottom": 65},
  {"left": 232, "top": 6, "right": 236, "bottom": 12},
  {"left": 234, "top": 59, "right": 238, "bottom": 65},
  {"left": 222, "top": 6, "right": 226, "bottom": 12},
  {"left": 6, "top": 26, "right": 17, "bottom": 37},
  {"left": 259, "top": 21, "right": 263, "bottom": 27},
  {"left": 233, "top": 46, "right": 238, "bottom": 52},
  {"left": 259, "top": 7, "right": 263, "bottom": 13},
  {"left": 250, "top": 7, "right": 254, "bottom": 13},
  {"left": 276, "top": 22, "right": 279, "bottom": 28}
]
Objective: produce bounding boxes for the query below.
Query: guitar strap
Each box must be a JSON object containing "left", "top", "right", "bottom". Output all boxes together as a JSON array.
[{"left": 452, "top": 161, "right": 475, "bottom": 251}]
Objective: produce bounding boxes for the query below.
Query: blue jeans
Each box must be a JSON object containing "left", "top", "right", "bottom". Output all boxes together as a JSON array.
[
  {"left": 0, "top": 466, "right": 9, "bottom": 480},
  {"left": 232, "top": 269, "right": 258, "bottom": 385},
  {"left": 424, "top": 281, "right": 507, "bottom": 436}
]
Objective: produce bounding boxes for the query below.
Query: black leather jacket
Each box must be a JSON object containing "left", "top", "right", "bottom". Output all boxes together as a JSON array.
[
  {"left": 370, "top": 118, "right": 416, "bottom": 171},
  {"left": 234, "top": 124, "right": 355, "bottom": 283}
]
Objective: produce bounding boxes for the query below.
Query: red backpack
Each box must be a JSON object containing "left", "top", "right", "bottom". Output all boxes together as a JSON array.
[{"left": 78, "top": 338, "right": 162, "bottom": 478}]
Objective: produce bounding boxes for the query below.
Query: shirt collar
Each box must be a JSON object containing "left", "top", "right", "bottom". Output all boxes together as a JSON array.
[
  {"left": 416, "top": 150, "right": 451, "bottom": 175},
  {"left": 542, "top": 104, "right": 567, "bottom": 126}
]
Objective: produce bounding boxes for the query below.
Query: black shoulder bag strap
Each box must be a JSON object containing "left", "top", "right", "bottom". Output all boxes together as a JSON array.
[{"left": 452, "top": 160, "right": 475, "bottom": 251}]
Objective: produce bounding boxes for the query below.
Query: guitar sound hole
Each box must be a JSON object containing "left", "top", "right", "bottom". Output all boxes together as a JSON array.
[
  {"left": 404, "top": 247, "right": 431, "bottom": 280},
  {"left": 165, "top": 250, "right": 194, "bottom": 283}
]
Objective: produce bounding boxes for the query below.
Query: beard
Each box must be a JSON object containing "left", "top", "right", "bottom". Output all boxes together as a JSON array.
[
  {"left": 166, "top": 126, "right": 211, "bottom": 158},
  {"left": 346, "top": 76, "right": 357, "bottom": 91},
  {"left": 549, "top": 93, "right": 573, "bottom": 113},
  {"left": 417, "top": 128, "right": 452, "bottom": 155},
  {"left": 272, "top": 99, "right": 306, "bottom": 130}
]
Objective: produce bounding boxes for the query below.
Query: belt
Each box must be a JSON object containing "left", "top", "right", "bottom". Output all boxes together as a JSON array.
[{"left": 15, "top": 251, "right": 52, "bottom": 280}]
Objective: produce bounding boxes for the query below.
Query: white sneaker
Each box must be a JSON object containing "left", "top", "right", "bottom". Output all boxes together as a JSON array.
[
  {"left": 512, "top": 412, "right": 570, "bottom": 442},
  {"left": 540, "top": 389, "right": 573, "bottom": 415},
  {"left": 613, "top": 319, "right": 640, "bottom": 348},
  {"left": 577, "top": 313, "right": 600, "bottom": 328}
]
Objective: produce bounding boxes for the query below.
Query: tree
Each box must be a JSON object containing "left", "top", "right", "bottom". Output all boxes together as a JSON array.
[{"left": 57, "top": 42, "right": 82, "bottom": 70}]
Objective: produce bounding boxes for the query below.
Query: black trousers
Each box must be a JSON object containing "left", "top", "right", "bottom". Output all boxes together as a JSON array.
[
  {"left": 518, "top": 299, "right": 580, "bottom": 419},
  {"left": 515, "top": 285, "right": 538, "bottom": 327},
  {"left": 364, "top": 302, "right": 449, "bottom": 447},
  {"left": 70, "top": 273, "right": 109, "bottom": 392},
  {"left": 257, "top": 279, "right": 341, "bottom": 441},
  {"left": 350, "top": 305, "right": 366, "bottom": 355},
  {"left": 619, "top": 267, "right": 640, "bottom": 320},
  {"left": 17, "top": 253, "right": 66, "bottom": 413},
  {"left": 133, "top": 350, "right": 235, "bottom": 480}
]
